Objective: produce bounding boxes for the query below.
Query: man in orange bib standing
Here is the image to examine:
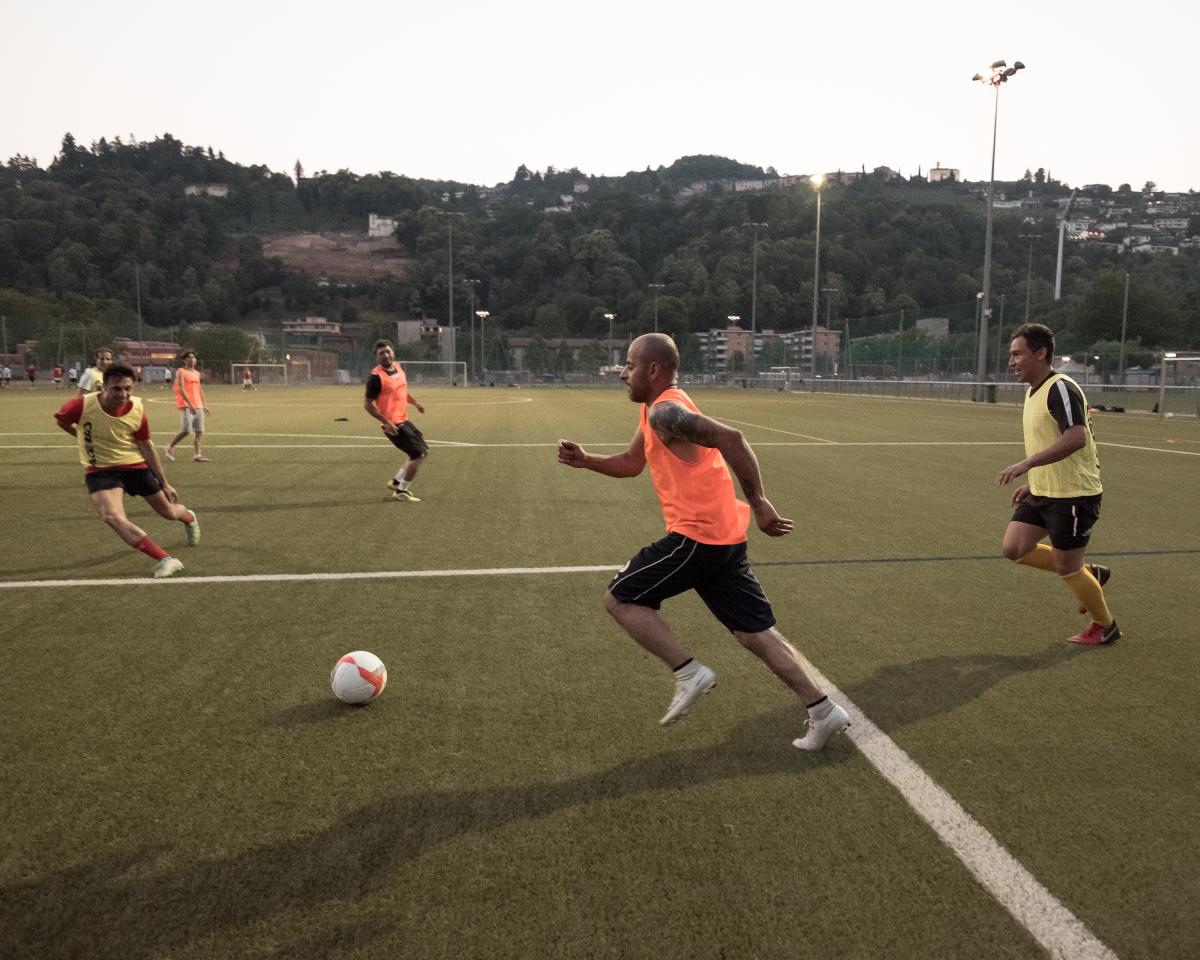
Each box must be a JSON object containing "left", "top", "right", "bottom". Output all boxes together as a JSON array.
[
  {"left": 54, "top": 363, "right": 199, "bottom": 578},
  {"left": 166, "top": 350, "right": 210, "bottom": 462},
  {"left": 363, "top": 339, "right": 428, "bottom": 502},
  {"left": 557, "top": 333, "right": 850, "bottom": 751}
]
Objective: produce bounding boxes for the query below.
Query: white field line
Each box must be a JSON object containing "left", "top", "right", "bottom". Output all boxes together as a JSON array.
[
  {"left": 718, "top": 417, "right": 838, "bottom": 443},
  {"left": 4, "top": 438, "right": 1196, "bottom": 457},
  {"left": 0, "top": 564, "right": 620, "bottom": 590},
  {"left": 795, "top": 651, "right": 1118, "bottom": 960},
  {"left": 141, "top": 397, "right": 535, "bottom": 408},
  {"left": 0, "top": 559, "right": 1119, "bottom": 956}
]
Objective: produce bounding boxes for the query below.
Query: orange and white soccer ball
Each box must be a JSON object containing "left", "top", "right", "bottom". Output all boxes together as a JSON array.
[{"left": 330, "top": 650, "right": 387, "bottom": 704}]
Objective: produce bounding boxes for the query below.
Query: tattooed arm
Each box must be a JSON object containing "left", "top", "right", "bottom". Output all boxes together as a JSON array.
[{"left": 648, "top": 402, "right": 794, "bottom": 537}]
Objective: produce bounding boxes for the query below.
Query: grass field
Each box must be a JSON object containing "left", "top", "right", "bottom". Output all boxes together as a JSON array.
[{"left": 1, "top": 383, "right": 1198, "bottom": 960}]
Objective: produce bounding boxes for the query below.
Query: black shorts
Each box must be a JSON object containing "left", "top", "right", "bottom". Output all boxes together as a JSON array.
[
  {"left": 84, "top": 468, "right": 163, "bottom": 498},
  {"left": 387, "top": 421, "right": 429, "bottom": 459},
  {"left": 608, "top": 532, "right": 777, "bottom": 634},
  {"left": 1011, "top": 493, "right": 1102, "bottom": 551}
]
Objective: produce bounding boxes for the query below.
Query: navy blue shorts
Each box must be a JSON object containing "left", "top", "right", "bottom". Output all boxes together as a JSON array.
[
  {"left": 608, "top": 532, "right": 777, "bottom": 634},
  {"left": 85, "top": 468, "right": 163, "bottom": 498},
  {"left": 1012, "top": 493, "right": 1102, "bottom": 551}
]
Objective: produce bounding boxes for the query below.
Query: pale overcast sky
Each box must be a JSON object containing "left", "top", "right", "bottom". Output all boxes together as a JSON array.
[{"left": 5, "top": 0, "right": 1196, "bottom": 191}]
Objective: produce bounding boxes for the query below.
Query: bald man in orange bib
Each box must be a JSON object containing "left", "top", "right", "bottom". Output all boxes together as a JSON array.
[{"left": 558, "top": 333, "right": 849, "bottom": 751}]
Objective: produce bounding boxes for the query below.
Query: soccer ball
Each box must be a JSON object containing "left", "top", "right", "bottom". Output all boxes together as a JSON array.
[{"left": 330, "top": 650, "right": 387, "bottom": 704}]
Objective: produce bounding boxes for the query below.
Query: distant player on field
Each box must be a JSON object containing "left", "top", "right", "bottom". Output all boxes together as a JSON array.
[
  {"left": 54, "top": 363, "right": 199, "bottom": 579},
  {"left": 996, "top": 322, "right": 1118, "bottom": 646},
  {"left": 78, "top": 348, "right": 114, "bottom": 395},
  {"left": 165, "top": 350, "right": 211, "bottom": 462},
  {"left": 364, "top": 340, "right": 428, "bottom": 502},
  {"left": 557, "top": 333, "right": 850, "bottom": 751},
  {"left": 242, "top": 366, "right": 255, "bottom": 390}
]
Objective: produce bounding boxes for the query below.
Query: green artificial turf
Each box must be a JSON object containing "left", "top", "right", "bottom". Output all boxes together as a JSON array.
[{"left": 1, "top": 384, "right": 1197, "bottom": 959}]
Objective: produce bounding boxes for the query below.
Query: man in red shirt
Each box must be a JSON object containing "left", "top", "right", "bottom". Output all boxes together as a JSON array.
[
  {"left": 25, "top": 363, "right": 36, "bottom": 387},
  {"left": 557, "top": 333, "right": 849, "bottom": 751},
  {"left": 55, "top": 364, "right": 200, "bottom": 578},
  {"left": 363, "top": 340, "right": 429, "bottom": 502}
]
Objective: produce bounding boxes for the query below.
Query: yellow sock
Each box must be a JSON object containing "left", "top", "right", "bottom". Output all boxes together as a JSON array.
[
  {"left": 1061, "top": 568, "right": 1114, "bottom": 626},
  {"left": 1017, "top": 544, "right": 1056, "bottom": 572}
]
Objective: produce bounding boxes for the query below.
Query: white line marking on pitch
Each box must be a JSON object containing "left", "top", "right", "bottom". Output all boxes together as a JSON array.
[
  {"left": 0, "top": 560, "right": 1120, "bottom": 956},
  {"left": 719, "top": 418, "right": 838, "bottom": 443},
  {"left": 794, "top": 652, "right": 1118, "bottom": 960},
  {"left": 0, "top": 564, "right": 619, "bottom": 590}
]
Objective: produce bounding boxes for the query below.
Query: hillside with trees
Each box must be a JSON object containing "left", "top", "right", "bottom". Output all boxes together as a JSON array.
[{"left": 2, "top": 134, "right": 1196, "bottom": 374}]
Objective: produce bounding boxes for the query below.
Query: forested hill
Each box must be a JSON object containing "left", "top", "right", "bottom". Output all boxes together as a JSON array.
[{"left": 1, "top": 133, "right": 1197, "bottom": 365}]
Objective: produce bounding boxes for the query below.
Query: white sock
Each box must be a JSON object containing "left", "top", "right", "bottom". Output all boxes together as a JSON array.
[{"left": 807, "top": 698, "right": 833, "bottom": 719}]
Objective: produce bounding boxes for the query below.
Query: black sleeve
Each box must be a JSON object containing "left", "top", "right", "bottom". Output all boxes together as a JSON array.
[
  {"left": 1046, "top": 379, "right": 1087, "bottom": 434},
  {"left": 364, "top": 373, "right": 382, "bottom": 400}
]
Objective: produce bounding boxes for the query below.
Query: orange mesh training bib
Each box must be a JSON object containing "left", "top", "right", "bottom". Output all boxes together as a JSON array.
[
  {"left": 372, "top": 364, "right": 410, "bottom": 424},
  {"left": 640, "top": 387, "right": 750, "bottom": 545}
]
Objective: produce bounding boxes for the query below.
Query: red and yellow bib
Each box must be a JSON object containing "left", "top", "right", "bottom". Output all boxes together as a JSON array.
[{"left": 77, "top": 393, "right": 147, "bottom": 470}]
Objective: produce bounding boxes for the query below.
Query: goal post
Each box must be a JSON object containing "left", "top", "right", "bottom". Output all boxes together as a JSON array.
[
  {"left": 231, "top": 363, "right": 288, "bottom": 386},
  {"left": 1158, "top": 354, "right": 1200, "bottom": 419},
  {"left": 396, "top": 361, "right": 469, "bottom": 386}
]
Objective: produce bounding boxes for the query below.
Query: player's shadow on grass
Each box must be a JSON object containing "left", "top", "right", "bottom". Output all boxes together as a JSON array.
[
  {"left": 199, "top": 496, "right": 384, "bottom": 515},
  {"left": 0, "top": 648, "right": 1073, "bottom": 959},
  {"left": 8, "top": 549, "right": 139, "bottom": 577},
  {"left": 841, "top": 643, "right": 1075, "bottom": 733},
  {"left": 0, "top": 707, "right": 830, "bottom": 960}
]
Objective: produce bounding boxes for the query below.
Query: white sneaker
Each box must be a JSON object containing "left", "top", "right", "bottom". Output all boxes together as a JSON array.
[
  {"left": 659, "top": 664, "right": 716, "bottom": 726},
  {"left": 793, "top": 702, "right": 850, "bottom": 752},
  {"left": 184, "top": 511, "right": 200, "bottom": 546},
  {"left": 152, "top": 557, "right": 184, "bottom": 579},
  {"left": 164, "top": 446, "right": 175, "bottom": 462}
]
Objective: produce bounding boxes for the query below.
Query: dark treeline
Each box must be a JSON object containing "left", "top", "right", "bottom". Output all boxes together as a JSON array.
[{"left": 2, "top": 133, "right": 1196, "bottom": 369}]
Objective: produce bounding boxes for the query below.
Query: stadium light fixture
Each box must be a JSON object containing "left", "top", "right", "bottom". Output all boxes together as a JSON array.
[
  {"left": 475, "top": 310, "right": 489, "bottom": 374},
  {"left": 972, "top": 58, "right": 1026, "bottom": 399}
]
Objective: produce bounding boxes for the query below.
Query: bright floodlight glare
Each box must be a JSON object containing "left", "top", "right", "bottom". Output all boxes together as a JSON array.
[{"left": 811, "top": 173, "right": 824, "bottom": 187}]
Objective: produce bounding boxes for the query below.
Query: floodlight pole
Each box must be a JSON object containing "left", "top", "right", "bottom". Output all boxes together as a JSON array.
[
  {"left": 604, "top": 313, "right": 616, "bottom": 367},
  {"left": 973, "top": 59, "right": 1025, "bottom": 400},
  {"left": 1118, "top": 272, "right": 1130, "bottom": 385},
  {"left": 464, "top": 278, "right": 481, "bottom": 382},
  {"left": 809, "top": 177, "right": 824, "bottom": 378},
  {"left": 744, "top": 222, "right": 767, "bottom": 375},
  {"left": 648, "top": 284, "right": 665, "bottom": 333}
]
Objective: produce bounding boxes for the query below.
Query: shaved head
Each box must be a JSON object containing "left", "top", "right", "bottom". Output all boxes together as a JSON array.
[{"left": 631, "top": 333, "right": 679, "bottom": 372}]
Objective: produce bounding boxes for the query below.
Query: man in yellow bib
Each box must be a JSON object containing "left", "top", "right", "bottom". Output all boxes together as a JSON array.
[
  {"left": 55, "top": 363, "right": 200, "bottom": 578},
  {"left": 997, "top": 323, "right": 1118, "bottom": 646},
  {"left": 557, "top": 333, "right": 849, "bottom": 751}
]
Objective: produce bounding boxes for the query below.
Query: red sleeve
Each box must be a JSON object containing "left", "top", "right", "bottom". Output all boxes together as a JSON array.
[
  {"left": 55, "top": 396, "right": 85, "bottom": 426},
  {"left": 133, "top": 413, "right": 151, "bottom": 441}
]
